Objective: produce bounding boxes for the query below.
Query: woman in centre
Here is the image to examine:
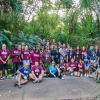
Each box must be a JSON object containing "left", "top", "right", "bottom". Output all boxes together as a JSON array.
[{"left": 49, "top": 61, "right": 64, "bottom": 79}]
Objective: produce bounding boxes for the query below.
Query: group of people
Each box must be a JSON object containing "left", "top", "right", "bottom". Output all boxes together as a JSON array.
[{"left": 0, "top": 38, "right": 100, "bottom": 88}]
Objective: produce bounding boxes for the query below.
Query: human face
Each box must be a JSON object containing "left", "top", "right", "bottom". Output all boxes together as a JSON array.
[
  {"left": 36, "top": 50, "right": 38, "bottom": 53},
  {"left": 43, "top": 39, "right": 45, "bottom": 42},
  {"left": 77, "top": 46, "right": 79, "bottom": 50},
  {"left": 29, "top": 46, "right": 31, "bottom": 50},
  {"left": 71, "top": 59, "right": 74, "bottom": 63},
  {"left": 82, "top": 47, "right": 85, "bottom": 51},
  {"left": 25, "top": 46, "right": 28, "bottom": 51},
  {"left": 52, "top": 63, "right": 55, "bottom": 66},
  {"left": 84, "top": 52, "right": 87, "bottom": 57},
  {"left": 54, "top": 45, "right": 57, "bottom": 50},
  {"left": 70, "top": 47, "right": 72, "bottom": 51},
  {"left": 95, "top": 46, "right": 98, "bottom": 50},
  {"left": 18, "top": 45, "right": 21, "bottom": 50},
  {"left": 63, "top": 44, "right": 66, "bottom": 48},
  {"left": 67, "top": 44, "right": 70, "bottom": 49},
  {"left": 22, "top": 42, "right": 25, "bottom": 46},
  {"left": 60, "top": 60, "right": 63, "bottom": 64},
  {"left": 35, "top": 62, "right": 39, "bottom": 67},
  {"left": 2, "top": 44, "right": 6, "bottom": 50},
  {"left": 79, "top": 59, "right": 82, "bottom": 63},
  {"left": 24, "top": 64, "right": 28, "bottom": 69},
  {"left": 93, "top": 63, "right": 97, "bottom": 67},
  {"left": 15, "top": 44, "right": 18, "bottom": 50},
  {"left": 90, "top": 46, "right": 94, "bottom": 50},
  {"left": 53, "top": 39, "right": 55, "bottom": 43}
]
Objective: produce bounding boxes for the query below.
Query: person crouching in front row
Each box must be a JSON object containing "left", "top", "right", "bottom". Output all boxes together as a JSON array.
[
  {"left": 14, "top": 63, "right": 34, "bottom": 88},
  {"left": 31, "top": 62, "right": 44, "bottom": 84},
  {"left": 67, "top": 58, "right": 78, "bottom": 76}
]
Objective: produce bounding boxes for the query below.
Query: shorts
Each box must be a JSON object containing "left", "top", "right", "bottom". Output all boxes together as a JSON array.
[
  {"left": 36, "top": 75, "right": 40, "bottom": 78},
  {"left": 74, "top": 70, "right": 78, "bottom": 72},
  {"left": 0, "top": 64, "right": 9, "bottom": 70},
  {"left": 16, "top": 74, "right": 26, "bottom": 82},
  {"left": 84, "top": 62, "right": 91, "bottom": 69},
  {"left": 23, "top": 60, "right": 30, "bottom": 65},
  {"left": 60, "top": 69, "right": 64, "bottom": 72}
]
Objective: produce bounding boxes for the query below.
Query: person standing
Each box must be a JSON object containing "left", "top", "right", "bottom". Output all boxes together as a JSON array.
[
  {"left": 21, "top": 45, "right": 30, "bottom": 66},
  {"left": 51, "top": 45, "right": 60, "bottom": 66},
  {"left": 42, "top": 47, "right": 52, "bottom": 76},
  {"left": 30, "top": 49, "right": 41, "bottom": 68},
  {"left": 74, "top": 45, "right": 82, "bottom": 62},
  {"left": 11, "top": 44, "right": 21, "bottom": 78},
  {"left": 0, "top": 44, "right": 10, "bottom": 80},
  {"left": 67, "top": 47, "right": 75, "bottom": 63}
]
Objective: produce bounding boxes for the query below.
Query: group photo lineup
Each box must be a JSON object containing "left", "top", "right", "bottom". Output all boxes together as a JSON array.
[{"left": 0, "top": 38, "right": 100, "bottom": 89}]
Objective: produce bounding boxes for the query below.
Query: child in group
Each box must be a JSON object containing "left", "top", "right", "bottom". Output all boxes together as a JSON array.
[
  {"left": 58, "top": 60, "right": 67, "bottom": 76},
  {"left": 96, "top": 65, "right": 100, "bottom": 83},
  {"left": 77, "top": 59, "right": 84, "bottom": 77},
  {"left": 83, "top": 52, "right": 91, "bottom": 77},
  {"left": 89, "top": 62, "right": 98, "bottom": 79},
  {"left": 68, "top": 58, "right": 78, "bottom": 76}
]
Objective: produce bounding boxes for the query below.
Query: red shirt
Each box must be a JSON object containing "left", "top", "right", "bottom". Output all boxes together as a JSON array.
[
  {"left": 69, "top": 62, "right": 78, "bottom": 71},
  {"left": 30, "top": 52, "right": 41, "bottom": 65},
  {"left": 31, "top": 66, "right": 43, "bottom": 76},
  {"left": 11, "top": 49, "right": 21, "bottom": 62},
  {"left": 21, "top": 50, "right": 30, "bottom": 60},
  {"left": 77, "top": 62, "right": 84, "bottom": 71},
  {"left": 0, "top": 49, "right": 10, "bottom": 64}
]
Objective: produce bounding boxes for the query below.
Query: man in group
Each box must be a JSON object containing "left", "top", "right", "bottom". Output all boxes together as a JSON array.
[
  {"left": 14, "top": 63, "right": 34, "bottom": 88},
  {"left": 11, "top": 44, "right": 21, "bottom": 78},
  {"left": 0, "top": 44, "right": 10, "bottom": 80},
  {"left": 59, "top": 44, "right": 68, "bottom": 63},
  {"left": 41, "top": 38, "right": 46, "bottom": 47},
  {"left": 31, "top": 62, "right": 44, "bottom": 83}
]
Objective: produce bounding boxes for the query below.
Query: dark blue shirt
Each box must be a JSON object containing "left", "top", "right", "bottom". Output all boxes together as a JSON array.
[
  {"left": 19, "top": 67, "right": 31, "bottom": 76},
  {"left": 83, "top": 56, "right": 90, "bottom": 64}
]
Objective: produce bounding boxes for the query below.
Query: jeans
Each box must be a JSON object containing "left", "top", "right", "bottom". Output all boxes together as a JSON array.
[
  {"left": 12, "top": 62, "right": 20, "bottom": 76},
  {"left": 23, "top": 60, "right": 30, "bottom": 65},
  {"left": 49, "top": 71, "right": 62, "bottom": 79}
]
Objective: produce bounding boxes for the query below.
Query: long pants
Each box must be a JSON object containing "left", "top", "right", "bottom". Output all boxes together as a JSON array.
[
  {"left": 12, "top": 62, "right": 20, "bottom": 76},
  {"left": 49, "top": 71, "right": 62, "bottom": 79}
]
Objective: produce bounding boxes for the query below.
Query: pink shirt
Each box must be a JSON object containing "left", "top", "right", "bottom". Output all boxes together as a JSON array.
[
  {"left": 21, "top": 50, "right": 30, "bottom": 60},
  {"left": 77, "top": 62, "right": 84, "bottom": 71},
  {"left": 11, "top": 49, "right": 21, "bottom": 62},
  {"left": 31, "top": 66, "right": 43, "bottom": 76},
  {"left": 30, "top": 52, "right": 41, "bottom": 65},
  {"left": 69, "top": 62, "right": 78, "bottom": 71},
  {"left": 0, "top": 49, "right": 10, "bottom": 64},
  {"left": 59, "top": 63, "right": 67, "bottom": 69}
]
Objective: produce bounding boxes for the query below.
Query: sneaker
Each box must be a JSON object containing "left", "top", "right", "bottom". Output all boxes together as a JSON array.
[
  {"left": 80, "top": 73, "right": 83, "bottom": 77},
  {"left": 61, "top": 77, "right": 64, "bottom": 80},
  {"left": 94, "top": 77, "right": 97, "bottom": 81},
  {"left": 6, "top": 77, "right": 9, "bottom": 80},
  {"left": 33, "top": 80, "right": 35, "bottom": 84},
  {"left": 18, "top": 85, "right": 22, "bottom": 88},
  {"left": 0, "top": 77, "right": 3, "bottom": 81},
  {"left": 12, "top": 76, "right": 14, "bottom": 79},
  {"left": 71, "top": 73, "right": 73, "bottom": 76},
  {"left": 63, "top": 75, "right": 66, "bottom": 77},
  {"left": 87, "top": 74, "right": 89, "bottom": 77},
  {"left": 14, "top": 83, "right": 17, "bottom": 87},
  {"left": 84, "top": 74, "right": 87, "bottom": 77}
]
